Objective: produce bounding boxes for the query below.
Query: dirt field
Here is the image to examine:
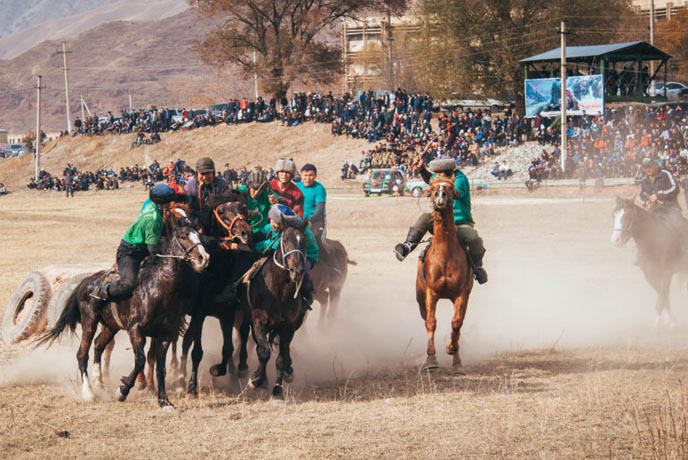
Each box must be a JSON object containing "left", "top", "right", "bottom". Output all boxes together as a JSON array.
[{"left": 2, "top": 179, "right": 688, "bottom": 459}]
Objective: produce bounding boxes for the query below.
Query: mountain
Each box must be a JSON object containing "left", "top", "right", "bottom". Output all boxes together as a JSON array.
[
  {"left": 0, "top": 0, "right": 189, "bottom": 60},
  {"left": 0, "top": 9, "right": 256, "bottom": 134}
]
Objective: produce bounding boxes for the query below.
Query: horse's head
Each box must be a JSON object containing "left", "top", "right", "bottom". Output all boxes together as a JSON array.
[
  {"left": 213, "top": 201, "right": 252, "bottom": 246},
  {"left": 276, "top": 225, "right": 307, "bottom": 284},
  {"left": 168, "top": 207, "right": 210, "bottom": 271},
  {"left": 429, "top": 176, "right": 457, "bottom": 211},
  {"left": 611, "top": 196, "right": 637, "bottom": 247}
]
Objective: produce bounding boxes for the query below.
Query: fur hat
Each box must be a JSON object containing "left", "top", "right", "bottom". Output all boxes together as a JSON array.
[
  {"left": 428, "top": 158, "right": 458, "bottom": 173},
  {"left": 196, "top": 157, "right": 215, "bottom": 174},
  {"left": 275, "top": 158, "right": 296, "bottom": 175}
]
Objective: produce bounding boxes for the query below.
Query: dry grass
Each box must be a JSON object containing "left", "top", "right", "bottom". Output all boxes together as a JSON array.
[{"left": 1, "top": 126, "right": 688, "bottom": 458}]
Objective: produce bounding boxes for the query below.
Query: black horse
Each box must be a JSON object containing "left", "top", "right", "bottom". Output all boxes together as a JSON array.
[
  {"left": 180, "top": 198, "right": 257, "bottom": 396},
  {"left": 612, "top": 197, "right": 687, "bottom": 327},
  {"left": 242, "top": 219, "right": 309, "bottom": 399},
  {"left": 37, "top": 207, "right": 210, "bottom": 409},
  {"left": 311, "top": 238, "right": 356, "bottom": 324}
]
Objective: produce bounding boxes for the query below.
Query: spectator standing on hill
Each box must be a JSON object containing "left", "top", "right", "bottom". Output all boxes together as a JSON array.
[
  {"left": 64, "top": 170, "right": 75, "bottom": 198},
  {"left": 296, "top": 163, "right": 327, "bottom": 241},
  {"left": 269, "top": 158, "right": 304, "bottom": 217},
  {"left": 184, "top": 157, "right": 229, "bottom": 226}
]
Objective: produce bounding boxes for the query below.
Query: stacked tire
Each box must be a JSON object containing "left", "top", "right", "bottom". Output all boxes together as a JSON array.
[{"left": 2, "top": 272, "right": 51, "bottom": 344}]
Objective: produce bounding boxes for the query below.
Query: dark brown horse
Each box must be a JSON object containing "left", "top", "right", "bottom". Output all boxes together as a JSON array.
[
  {"left": 311, "top": 238, "right": 356, "bottom": 324},
  {"left": 37, "top": 207, "right": 210, "bottom": 409},
  {"left": 241, "top": 220, "right": 309, "bottom": 399},
  {"left": 416, "top": 176, "right": 474, "bottom": 373},
  {"left": 612, "top": 197, "right": 686, "bottom": 327},
  {"left": 180, "top": 198, "right": 256, "bottom": 396}
]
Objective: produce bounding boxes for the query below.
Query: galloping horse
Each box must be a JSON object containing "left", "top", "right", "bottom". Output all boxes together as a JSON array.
[
  {"left": 181, "top": 198, "right": 257, "bottom": 396},
  {"left": 416, "top": 176, "right": 474, "bottom": 373},
  {"left": 241, "top": 219, "right": 309, "bottom": 399},
  {"left": 311, "top": 238, "right": 356, "bottom": 324},
  {"left": 37, "top": 208, "right": 210, "bottom": 409},
  {"left": 612, "top": 197, "right": 686, "bottom": 327}
]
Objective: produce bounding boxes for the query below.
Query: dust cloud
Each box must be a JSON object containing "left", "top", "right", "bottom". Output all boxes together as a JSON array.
[{"left": 0, "top": 193, "right": 681, "bottom": 391}]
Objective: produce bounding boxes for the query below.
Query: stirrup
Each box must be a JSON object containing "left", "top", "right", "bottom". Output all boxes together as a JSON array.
[
  {"left": 394, "top": 243, "right": 411, "bottom": 261},
  {"left": 474, "top": 267, "right": 488, "bottom": 285}
]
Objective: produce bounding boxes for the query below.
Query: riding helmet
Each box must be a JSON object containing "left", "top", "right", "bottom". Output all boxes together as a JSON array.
[
  {"left": 247, "top": 170, "right": 268, "bottom": 190},
  {"left": 150, "top": 184, "right": 176, "bottom": 204},
  {"left": 275, "top": 158, "right": 296, "bottom": 175},
  {"left": 268, "top": 204, "right": 296, "bottom": 223}
]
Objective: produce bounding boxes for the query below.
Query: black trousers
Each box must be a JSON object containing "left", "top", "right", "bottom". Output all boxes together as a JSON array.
[{"left": 108, "top": 241, "right": 148, "bottom": 299}]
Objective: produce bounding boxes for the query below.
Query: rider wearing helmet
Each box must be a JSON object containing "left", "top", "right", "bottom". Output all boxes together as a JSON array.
[
  {"left": 184, "top": 157, "right": 229, "bottom": 227},
  {"left": 268, "top": 158, "right": 304, "bottom": 217},
  {"left": 255, "top": 204, "right": 318, "bottom": 312},
  {"left": 237, "top": 169, "right": 272, "bottom": 231},
  {"left": 90, "top": 184, "right": 181, "bottom": 305},
  {"left": 393, "top": 156, "right": 488, "bottom": 284}
]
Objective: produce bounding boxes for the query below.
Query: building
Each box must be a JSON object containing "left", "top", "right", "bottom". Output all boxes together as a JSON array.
[
  {"left": 0, "top": 129, "right": 7, "bottom": 144},
  {"left": 341, "top": 16, "right": 423, "bottom": 92},
  {"left": 632, "top": 0, "right": 688, "bottom": 19}
]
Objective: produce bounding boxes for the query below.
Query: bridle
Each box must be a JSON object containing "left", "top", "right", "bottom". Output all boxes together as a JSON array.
[
  {"left": 613, "top": 203, "right": 636, "bottom": 243},
  {"left": 272, "top": 229, "right": 306, "bottom": 299},
  {"left": 213, "top": 206, "right": 248, "bottom": 249},
  {"left": 157, "top": 224, "right": 204, "bottom": 261},
  {"left": 430, "top": 178, "right": 456, "bottom": 210}
]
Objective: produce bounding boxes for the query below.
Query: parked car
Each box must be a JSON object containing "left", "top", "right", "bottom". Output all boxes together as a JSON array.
[
  {"left": 7, "top": 144, "right": 26, "bottom": 157},
  {"left": 363, "top": 168, "right": 405, "bottom": 197},
  {"left": 404, "top": 178, "right": 430, "bottom": 198},
  {"left": 209, "top": 103, "right": 230, "bottom": 118},
  {"left": 652, "top": 81, "right": 688, "bottom": 101}
]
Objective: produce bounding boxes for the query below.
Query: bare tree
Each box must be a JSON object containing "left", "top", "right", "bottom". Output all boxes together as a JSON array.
[{"left": 189, "top": 0, "right": 407, "bottom": 99}]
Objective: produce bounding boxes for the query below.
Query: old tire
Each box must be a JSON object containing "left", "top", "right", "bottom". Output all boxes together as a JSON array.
[
  {"left": 47, "top": 273, "right": 92, "bottom": 329},
  {"left": 2, "top": 272, "right": 51, "bottom": 343},
  {"left": 412, "top": 187, "right": 422, "bottom": 198}
]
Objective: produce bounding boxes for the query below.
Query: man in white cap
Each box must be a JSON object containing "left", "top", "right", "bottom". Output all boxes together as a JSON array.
[{"left": 394, "top": 156, "right": 488, "bottom": 284}]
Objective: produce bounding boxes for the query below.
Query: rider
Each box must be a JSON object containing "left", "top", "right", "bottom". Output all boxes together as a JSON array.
[
  {"left": 268, "top": 158, "right": 304, "bottom": 217},
  {"left": 237, "top": 169, "right": 272, "bottom": 231},
  {"left": 639, "top": 157, "right": 688, "bottom": 249},
  {"left": 184, "top": 156, "right": 230, "bottom": 227},
  {"left": 254, "top": 204, "right": 318, "bottom": 313},
  {"left": 393, "top": 156, "right": 488, "bottom": 285},
  {"left": 89, "top": 183, "right": 183, "bottom": 305},
  {"left": 296, "top": 163, "right": 327, "bottom": 242}
]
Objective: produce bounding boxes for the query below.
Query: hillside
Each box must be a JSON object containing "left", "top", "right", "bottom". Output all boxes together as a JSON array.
[
  {"left": 0, "top": 9, "right": 251, "bottom": 134},
  {"left": 0, "top": 122, "right": 370, "bottom": 190}
]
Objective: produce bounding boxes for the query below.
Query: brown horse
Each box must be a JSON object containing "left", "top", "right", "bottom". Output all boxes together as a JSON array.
[
  {"left": 311, "top": 238, "right": 356, "bottom": 324},
  {"left": 416, "top": 176, "right": 474, "bottom": 373},
  {"left": 37, "top": 207, "right": 210, "bottom": 409}
]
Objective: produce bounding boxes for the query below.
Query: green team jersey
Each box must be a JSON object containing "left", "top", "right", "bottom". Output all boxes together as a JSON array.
[
  {"left": 122, "top": 199, "right": 163, "bottom": 248},
  {"left": 424, "top": 169, "right": 473, "bottom": 225},
  {"left": 255, "top": 221, "right": 319, "bottom": 263},
  {"left": 237, "top": 184, "right": 272, "bottom": 230}
]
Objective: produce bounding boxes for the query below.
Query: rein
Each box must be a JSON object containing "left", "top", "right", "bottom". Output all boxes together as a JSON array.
[
  {"left": 156, "top": 228, "right": 202, "bottom": 261},
  {"left": 272, "top": 232, "right": 306, "bottom": 299}
]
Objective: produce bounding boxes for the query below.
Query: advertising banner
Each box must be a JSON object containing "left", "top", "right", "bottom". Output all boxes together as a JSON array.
[{"left": 525, "top": 75, "right": 604, "bottom": 118}]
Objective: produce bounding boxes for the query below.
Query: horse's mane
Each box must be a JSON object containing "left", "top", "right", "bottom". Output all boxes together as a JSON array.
[{"left": 282, "top": 215, "right": 308, "bottom": 231}]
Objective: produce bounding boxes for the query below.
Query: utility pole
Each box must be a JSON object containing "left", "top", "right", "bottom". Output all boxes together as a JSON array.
[
  {"left": 35, "top": 75, "right": 43, "bottom": 181},
  {"left": 650, "top": 0, "right": 657, "bottom": 97},
  {"left": 58, "top": 41, "right": 72, "bottom": 133},
  {"left": 253, "top": 51, "right": 259, "bottom": 99},
  {"left": 560, "top": 21, "right": 567, "bottom": 175},
  {"left": 386, "top": 0, "right": 394, "bottom": 88}
]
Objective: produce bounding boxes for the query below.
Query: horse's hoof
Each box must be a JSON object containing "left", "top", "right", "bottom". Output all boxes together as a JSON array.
[
  {"left": 452, "top": 364, "right": 466, "bottom": 376},
  {"left": 445, "top": 343, "right": 458, "bottom": 355},
  {"left": 272, "top": 384, "right": 284, "bottom": 399},
  {"left": 421, "top": 356, "right": 439, "bottom": 372},
  {"left": 136, "top": 381, "right": 147, "bottom": 391},
  {"left": 160, "top": 401, "right": 176, "bottom": 412},
  {"left": 283, "top": 371, "right": 294, "bottom": 384},
  {"left": 209, "top": 364, "right": 227, "bottom": 377},
  {"left": 237, "top": 367, "right": 248, "bottom": 379},
  {"left": 115, "top": 387, "right": 127, "bottom": 402},
  {"left": 82, "top": 389, "right": 95, "bottom": 402},
  {"left": 248, "top": 377, "right": 264, "bottom": 389}
]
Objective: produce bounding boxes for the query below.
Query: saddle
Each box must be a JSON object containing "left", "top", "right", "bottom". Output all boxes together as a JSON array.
[{"left": 241, "top": 256, "right": 270, "bottom": 284}]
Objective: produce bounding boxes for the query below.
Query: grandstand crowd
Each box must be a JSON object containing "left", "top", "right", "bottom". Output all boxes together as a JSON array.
[{"left": 27, "top": 87, "right": 688, "bottom": 189}]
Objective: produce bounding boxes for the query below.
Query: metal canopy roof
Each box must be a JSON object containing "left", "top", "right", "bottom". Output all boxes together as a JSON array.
[{"left": 520, "top": 41, "right": 671, "bottom": 63}]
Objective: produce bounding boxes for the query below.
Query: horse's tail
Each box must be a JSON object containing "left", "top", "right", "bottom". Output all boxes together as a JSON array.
[{"left": 34, "top": 285, "right": 82, "bottom": 348}]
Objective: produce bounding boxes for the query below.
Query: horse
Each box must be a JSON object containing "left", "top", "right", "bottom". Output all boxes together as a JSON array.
[
  {"left": 416, "top": 176, "right": 474, "bottom": 373},
  {"left": 180, "top": 197, "right": 257, "bottom": 396},
  {"left": 37, "top": 207, "right": 210, "bottom": 409},
  {"left": 241, "top": 219, "right": 309, "bottom": 399},
  {"left": 611, "top": 196, "right": 686, "bottom": 327},
  {"left": 311, "top": 238, "right": 356, "bottom": 324}
]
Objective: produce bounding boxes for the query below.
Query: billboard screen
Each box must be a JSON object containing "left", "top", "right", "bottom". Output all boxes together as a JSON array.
[{"left": 525, "top": 75, "right": 604, "bottom": 118}]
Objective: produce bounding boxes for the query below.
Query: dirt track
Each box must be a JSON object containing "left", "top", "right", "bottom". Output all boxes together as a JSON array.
[{"left": 1, "top": 183, "right": 688, "bottom": 459}]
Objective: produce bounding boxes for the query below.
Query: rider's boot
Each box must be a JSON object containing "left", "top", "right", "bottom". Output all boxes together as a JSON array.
[
  {"left": 468, "top": 239, "right": 488, "bottom": 285},
  {"left": 88, "top": 282, "right": 111, "bottom": 310},
  {"left": 394, "top": 227, "right": 425, "bottom": 262},
  {"left": 300, "top": 271, "right": 315, "bottom": 316}
]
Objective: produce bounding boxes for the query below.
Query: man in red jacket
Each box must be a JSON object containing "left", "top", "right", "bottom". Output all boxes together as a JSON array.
[{"left": 268, "top": 158, "right": 304, "bottom": 217}]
